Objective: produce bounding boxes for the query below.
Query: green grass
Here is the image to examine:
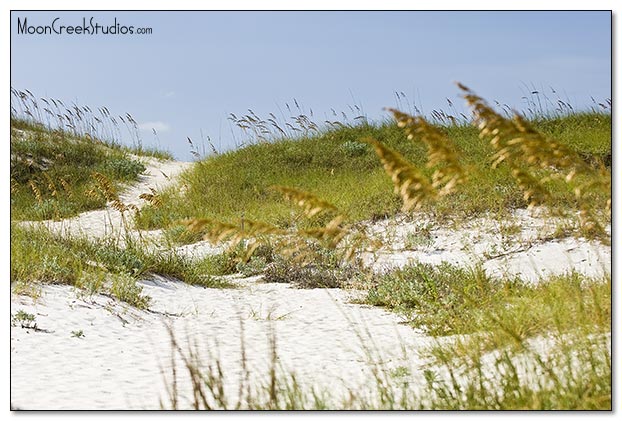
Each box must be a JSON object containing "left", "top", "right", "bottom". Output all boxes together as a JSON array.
[
  {"left": 10, "top": 117, "right": 171, "bottom": 221},
  {"left": 360, "top": 261, "right": 611, "bottom": 409},
  {"left": 365, "top": 263, "right": 610, "bottom": 341},
  {"left": 135, "top": 112, "right": 611, "bottom": 235},
  {"left": 11, "top": 224, "right": 233, "bottom": 307},
  {"left": 418, "top": 333, "right": 611, "bottom": 410},
  {"left": 10, "top": 115, "right": 235, "bottom": 304}
]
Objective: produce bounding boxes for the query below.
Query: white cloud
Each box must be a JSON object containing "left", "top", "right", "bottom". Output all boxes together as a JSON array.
[
  {"left": 138, "top": 121, "right": 171, "bottom": 133},
  {"left": 163, "top": 91, "right": 176, "bottom": 98}
]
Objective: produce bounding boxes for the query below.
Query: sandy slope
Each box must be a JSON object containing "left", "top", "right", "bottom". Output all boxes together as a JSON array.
[{"left": 10, "top": 159, "right": 611, "bottom": 409}]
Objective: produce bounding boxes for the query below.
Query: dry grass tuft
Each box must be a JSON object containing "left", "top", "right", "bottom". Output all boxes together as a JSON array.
[
  {"left": 361, "top": 105, "right": 467, "bottom": 212},
  {"left": 272, "top": 186, "right": 339, "bottom": 219},
  {"left": 87, "top": 172, "right": 118, "bottom": 202},
  {"left": 87, "top": 172, "right": 138, "bottom": 214},
  {"left": 388, "top": 108, "right": 466, "bottom": 196},
  {"left": 59, "top": 177, "right": 73, "bottom": 197},
  {"left": 186, "top": 218, "right": 286, "bottom": 243},
  {"left": 272, "top": 186, "right": 353, "bottom": 251},
  {"left": 185, "top": 217, "right": 287, "bottom": 260},
  {"left": 458, "top": 82, "right": 610, "bottom": 236},
  {"left": 362, "top": 137, "right": 435, "bottom": 211},
  {"left": 28, "top": 180, "right": 43, "bottom": 204},
  {"left": 139, "top": 188, "right": 163, "bottom": 208}
]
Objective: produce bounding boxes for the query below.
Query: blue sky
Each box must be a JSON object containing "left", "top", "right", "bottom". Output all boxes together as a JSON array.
[{"left": 10, "top": 11, "right": 611, "bottom": 160}]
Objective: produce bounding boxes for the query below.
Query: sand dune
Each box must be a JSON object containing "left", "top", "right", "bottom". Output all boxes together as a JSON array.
[{"left": 10, "top": 159, "right": 611, "bottom": 409}]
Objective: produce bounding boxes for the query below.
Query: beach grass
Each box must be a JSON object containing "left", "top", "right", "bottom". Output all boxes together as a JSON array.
[
  {"left": 365, "top": 262, "right": 610, "bottom": 342},
  {"left": 11, "top": 223, "right": 233, "bottom": 307},
  {"left": 11, "top": 117, "right": 154, "bottom": 221}
]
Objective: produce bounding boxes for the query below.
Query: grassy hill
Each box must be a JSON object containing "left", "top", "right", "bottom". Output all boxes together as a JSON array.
[
  {"left": 135, "top": 110, "right": 611, "bottom": 242},
  {"left": 10, "top": 117, "right": 227, "bottom": 304},
  {"left": 10, "top": 117, "right": 172, "bottom": 221}
]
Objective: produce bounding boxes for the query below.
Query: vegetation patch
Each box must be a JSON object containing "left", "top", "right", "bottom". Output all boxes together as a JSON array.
[
  {"left": 366, "top": 263, "right": 610, "bottom": 345},
  {"left": 11, "top": 224, "right": 233, "bottom": 308},
  {"left": 11, "top": 118, "right": 148, "bottom": 221}
]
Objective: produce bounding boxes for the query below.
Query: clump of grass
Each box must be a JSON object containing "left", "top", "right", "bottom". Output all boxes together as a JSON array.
[
  {"left": 366, "top": 263, "right": 610, "bottom": 346},
  {"left": 108, "top": 272, "right": 151, "bottom": 309},
  {"left": 11, "top": 224, "right": 232, "bottom": 307},
  {"left": 11, "top": 310, "right": 38, "bottom": 330},
  {"left": 366, "top": 263, "right": 500, "bottom": 336},
  {"left": 189, "top": 242, "right": 277, "bottom": 278},
  {"left": 422, "top": 331, "right": 610, "bottom": 410},
  {"left": 263, "top": 245, "right": 365, "bottom": 289},
  {"left": 416, "top": 269, "right": 611, "bottom": 410}
]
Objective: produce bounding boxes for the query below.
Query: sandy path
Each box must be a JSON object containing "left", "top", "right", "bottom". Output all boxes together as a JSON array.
[
  {"left": 11, "top": 158, "right": 436, "bottom": 409},
  {"left": 20, "top": 156, "right": 193, "bottom": 242}
]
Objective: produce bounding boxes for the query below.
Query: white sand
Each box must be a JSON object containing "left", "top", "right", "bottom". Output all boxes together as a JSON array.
[
  {"left": 10, "top": 159, "right": 611, "bottom": 410},
  {"left": 363, "top": 210, "right": 611, "bottom": 283},
  {"left": 11, "top": 277, "right": 436, "bottom": 410}
]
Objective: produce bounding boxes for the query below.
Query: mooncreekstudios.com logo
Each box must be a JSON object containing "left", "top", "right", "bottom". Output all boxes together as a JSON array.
[{"left": 16, "top": 16, "right": 153, "bottom": 35}]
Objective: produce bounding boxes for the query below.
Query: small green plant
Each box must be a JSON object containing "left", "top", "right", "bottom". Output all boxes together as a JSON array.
[
  {"left": 71, "top": 330, "right": 85, "bottom": 339},
  {"left": 340, "top": 140, "right": 368, "bottom": 157},
  {"left": 103, "top": 158, "right": 146, "bottom": 180},
  {"left": 263, "top": 258, "right": 342, "bottom": 289},
  {"left": 109, "top": 273, "right": 151, "bottom": 309},
  {"left": 236, "top": 255, "right": 269, "bottom": 277},
  {"left": 389, "top": 366, "right": 410, "bottom": 378},
  {"left": 12, "top": 310, "right": 37, "bottom": 329},
  {"left": 403, "top": 224, "right": 434, "bottom": 249}
]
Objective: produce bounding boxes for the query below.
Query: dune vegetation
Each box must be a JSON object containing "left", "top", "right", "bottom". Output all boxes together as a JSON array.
[{"left": 134, "top": 89, "right": 610, "bottom": 247}]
